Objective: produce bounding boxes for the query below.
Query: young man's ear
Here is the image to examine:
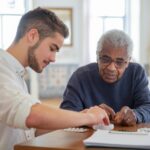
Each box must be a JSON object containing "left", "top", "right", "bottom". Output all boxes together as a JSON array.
[{"left": 27, "top": 28, "right": 39, "bottom": 46}]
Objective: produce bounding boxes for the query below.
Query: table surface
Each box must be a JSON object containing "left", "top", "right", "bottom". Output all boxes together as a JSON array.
[{"left": 14, "top": 123, "right": 150, "bottom": 150}]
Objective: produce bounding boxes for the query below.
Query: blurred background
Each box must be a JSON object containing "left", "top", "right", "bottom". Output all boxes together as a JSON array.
[{"left": 0, "top": 0, "right": 150, "bottom": 104}]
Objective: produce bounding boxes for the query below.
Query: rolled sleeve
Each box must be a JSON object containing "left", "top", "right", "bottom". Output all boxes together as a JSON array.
[
  {"left": 14, "top": 94, "right": 40, "bottom": 129},
  {"left": 0, "top": 84, "right": 40, "bottom": 129}
]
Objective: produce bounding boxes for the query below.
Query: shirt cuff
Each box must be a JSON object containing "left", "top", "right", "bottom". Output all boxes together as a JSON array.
[{"left": 133, "top": 109, "right": 142, "bottom": 123}]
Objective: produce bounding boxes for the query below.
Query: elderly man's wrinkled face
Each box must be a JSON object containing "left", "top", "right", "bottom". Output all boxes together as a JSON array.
[{"left": 98, "top": 46, "right": 130, "bottom": 83}]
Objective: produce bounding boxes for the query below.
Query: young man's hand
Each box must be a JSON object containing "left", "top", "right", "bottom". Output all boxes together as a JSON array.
[{"left": 85, "top": 106, "right": 110, "bottom": 126}]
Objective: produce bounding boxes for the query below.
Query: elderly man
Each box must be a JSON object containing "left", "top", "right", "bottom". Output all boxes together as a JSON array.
[{"left": 60, "top": 29, "right": 150, "bottom": 126}]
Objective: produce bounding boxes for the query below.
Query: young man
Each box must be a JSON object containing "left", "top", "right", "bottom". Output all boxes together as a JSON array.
[
  {"left": 0, "top": 7, "right": 109, "bottom": 150},
  {"left": 61, "top": 29, "right": 150, "bottom": 126}
]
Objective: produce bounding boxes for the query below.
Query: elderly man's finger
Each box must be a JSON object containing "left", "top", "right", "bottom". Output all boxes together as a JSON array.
[{"left": 99, "top": 104, "right": 116, "bottom": 120}]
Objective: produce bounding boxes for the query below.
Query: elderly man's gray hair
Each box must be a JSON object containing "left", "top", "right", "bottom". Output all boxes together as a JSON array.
[{"left": 96, "top": 29, "right": 133, "bottom": 58}]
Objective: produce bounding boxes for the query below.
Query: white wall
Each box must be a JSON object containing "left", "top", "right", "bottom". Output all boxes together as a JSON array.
[
  {"left": 33, "top": 0, "right": 150, "bottom": 65},
  {"left": 31, "top": 0, "right": 86, "bottom": 98},
  {"left": 33, "top": 0, "right": 85, "bottom": 64},
  {"left": 140, "top": 0, "right": 150, "bottom": 65}
]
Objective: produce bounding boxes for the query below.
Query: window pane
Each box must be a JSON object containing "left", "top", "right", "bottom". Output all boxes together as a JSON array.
[
  {"left": 104, "top": 18, "right": 124, "bottom": 32},
  {"left": 3, "top": 15, "right": 21, "bottom": 49},
  {"left": 0, "top": 0, "right": 25, "bottom": 14},
  {"left": 90, "top": 0, "right": 125, "bottom": 16}
]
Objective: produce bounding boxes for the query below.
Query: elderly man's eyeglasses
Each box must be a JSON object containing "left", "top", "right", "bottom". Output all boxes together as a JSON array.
[{"left": 99, "top": 56, "right": 128, "bottom": 68}]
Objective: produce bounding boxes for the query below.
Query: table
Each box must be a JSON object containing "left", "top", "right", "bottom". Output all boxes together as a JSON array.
[{"left": 14, "top": 123, "right": 150, "bottom": 150}]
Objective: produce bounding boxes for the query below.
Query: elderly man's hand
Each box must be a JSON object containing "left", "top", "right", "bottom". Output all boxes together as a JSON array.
[
  {"left": 99, "top": 103, "right": 116, "bottom": 121},
  {"left": 114, "top": 106, "right": 137, "bottom": 126}
]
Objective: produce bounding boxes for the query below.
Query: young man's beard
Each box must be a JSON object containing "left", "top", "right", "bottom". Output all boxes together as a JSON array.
[{"left": 28, "top": 41, "right": 42, "bottom": 73}]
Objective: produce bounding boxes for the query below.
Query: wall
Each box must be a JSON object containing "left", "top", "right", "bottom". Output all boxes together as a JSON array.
[
  {"left": 30, "top": 0, "right": 87, "bottom": 99},
  {"left": 33, "top": 0, "right": 85, "bottom": 64},
  {"left": 140, "top": 0, "right": 150, "bottom": 65},
  {"left": 33, "top": 0, "right": 150, "bottom": 66}
]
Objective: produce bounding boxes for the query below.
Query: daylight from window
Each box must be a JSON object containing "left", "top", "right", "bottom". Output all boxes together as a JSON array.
[
  {"left": 89, "top": 0, "right": 140, "bottom": 62},
  {"left": 0, "top": 0, "right": 25, "bottom": 49}
]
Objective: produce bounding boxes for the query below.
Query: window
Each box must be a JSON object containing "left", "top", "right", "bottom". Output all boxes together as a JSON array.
[
  {"left": 0, "top": 0, "right": 25, "bottom": 49},
  {"left": 89, "top": 0, "right": 140, "bottom": 62}
]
